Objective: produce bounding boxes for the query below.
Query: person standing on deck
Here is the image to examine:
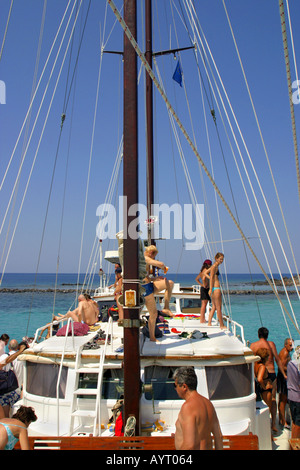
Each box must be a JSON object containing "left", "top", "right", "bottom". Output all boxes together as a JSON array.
[
  {"left": 195, "top": 259, "right": 212, "bottom": 323},
  {"left": 208, "top": 253, "right": 225, "bottom": 329},
  {"left": 173, "top": 367, "right": 223, "bottom": 450},
  {"left": 287, "top": 346, "right": 300, "bottom": 438},
  {"left": 144, "top": 245, "right": 174, "bottom": 318},
  {"left": 250, "top": 327, "right": 287, "bottom": 434},
  {"left": 277, "top": 338, "right": 293, "bottom": 427}
]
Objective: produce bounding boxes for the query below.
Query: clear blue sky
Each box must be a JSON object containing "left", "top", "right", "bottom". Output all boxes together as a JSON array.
[{"left": 0, "top": 0, "right": 300, "bottom": 277}]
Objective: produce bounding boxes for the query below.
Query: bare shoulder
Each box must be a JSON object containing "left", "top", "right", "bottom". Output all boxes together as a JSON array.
[{"left": 268, "top": 341, "right": 278, "bottom": 352}]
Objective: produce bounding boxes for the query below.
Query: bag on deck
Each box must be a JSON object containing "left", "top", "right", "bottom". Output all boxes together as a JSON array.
[
  {"left": 56, "top": 322, "right": 89, "bottom": 337},
  {"left": 0, "top": 369, "right": 18, "bottom": 395},
  {"left": 142, "top": 317, "right": 163, "bottom": 339}
]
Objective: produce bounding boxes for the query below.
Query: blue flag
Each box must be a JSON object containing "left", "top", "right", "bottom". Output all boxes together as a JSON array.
[{"left": 172, "top": 61, "right": 183, "bottom": 87}]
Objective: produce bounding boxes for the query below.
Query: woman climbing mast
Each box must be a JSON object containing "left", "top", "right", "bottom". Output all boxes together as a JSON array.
[{"left": 208, "top": 253, "right": 226, "bottom": 329}]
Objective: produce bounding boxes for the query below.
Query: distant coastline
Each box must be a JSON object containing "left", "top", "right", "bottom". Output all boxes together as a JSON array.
[
  {"left": 0, "top": 288, "right": 298, "bottom": 295},
  {"left": 0, "top": 273, "right": 299, "bottom": 295}
]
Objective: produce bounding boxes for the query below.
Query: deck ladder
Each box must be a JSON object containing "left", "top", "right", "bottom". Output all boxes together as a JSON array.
[{"left": 69, "top": 318, "right": 112, "bottom": 436}]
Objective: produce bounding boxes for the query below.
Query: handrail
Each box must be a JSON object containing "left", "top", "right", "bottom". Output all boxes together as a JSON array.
[
  {"left": 56, "top": 318, "right": 75, "bottom": 436},
  {"left": 94, "top": 316, "right": 112, "bottom": 436},
  {"left": 94, "top": 286, "right": 115, "bottom": 296},
  {"left": 223, "top": 316, "right": 245, "bottom": 344},
  {"left": 31, "top": 317, "right": 68, "bottom": 347}
]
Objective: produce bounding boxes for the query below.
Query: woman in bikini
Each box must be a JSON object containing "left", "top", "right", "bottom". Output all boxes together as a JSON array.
[
  {"left": 208, "top": 253, "right": 225, "bottom": 329},
  {"left": 0, "top": 405, "right": 37, "bottom": 450},
  {"left": 254, "top": 348, "right": 273, "bottom": 412},
  {"left": 195, "top": 259, "right": 212, "bottom": 323}
]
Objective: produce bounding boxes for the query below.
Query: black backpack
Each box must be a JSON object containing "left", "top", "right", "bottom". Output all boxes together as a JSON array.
[{"left": 0, "top": 369, "right": 18, "bottom": 395}]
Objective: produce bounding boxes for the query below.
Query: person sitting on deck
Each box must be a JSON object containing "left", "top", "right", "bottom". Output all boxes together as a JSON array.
[
  {"left": 144, "top": 245, "right": 174, "bottom": 318},
  {"left": 57, "top": 293, "right": 99, "bottom": 327}
]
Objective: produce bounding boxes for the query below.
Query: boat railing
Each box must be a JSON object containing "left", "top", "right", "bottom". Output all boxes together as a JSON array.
[
  {"left": 95, "top": 315, "right": 113, "bottom": 436},
  {"left": 192, "top": 285, "right": 246, "bottom": 344},
  {"left": 94, "top": 286, "right": 115, "bottom": 296},
  {"left": 31, "top": 317, "right": 74, "bottom": 347},
  {"left": 192, "top": 284, "right": 201, "bottom": 294},
  {"left": 223, "top": 316, "right": 246, "bottom": 344},
  {"left": 56, "top": 317, "right": 75, "bottom": 435}
]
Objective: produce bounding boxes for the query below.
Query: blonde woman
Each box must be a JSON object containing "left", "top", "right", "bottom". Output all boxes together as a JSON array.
[
  {"left": 208, "top": 253, "right": 225, "bottom": 329},
  {"left": 144, "top": 245, "right": 174, "bottom": 317}
]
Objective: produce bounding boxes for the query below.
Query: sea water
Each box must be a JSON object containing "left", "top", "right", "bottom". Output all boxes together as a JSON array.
[{"left": 0, "top": 273, "right": 299, "bottom": 356}]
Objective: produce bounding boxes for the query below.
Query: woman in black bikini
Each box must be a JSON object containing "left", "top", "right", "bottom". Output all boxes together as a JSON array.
[
  {"left": 195, "top": 259, "right": 212, "bottom": 323},
  {"left": 254, "top": 348, "right": 273, "bottom": 412}
]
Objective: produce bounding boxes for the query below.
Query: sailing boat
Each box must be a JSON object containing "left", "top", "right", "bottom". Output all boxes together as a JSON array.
[{"left": 1, "top": 0, "right": 300, "bottom": 451}]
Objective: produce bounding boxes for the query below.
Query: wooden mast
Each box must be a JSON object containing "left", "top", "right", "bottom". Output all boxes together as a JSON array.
[
  {"left": 145, "top": 0, "right": 154, "bottom": 246},
  {"left": 123, "top": 0, "right": 140, "bottom": 434}
]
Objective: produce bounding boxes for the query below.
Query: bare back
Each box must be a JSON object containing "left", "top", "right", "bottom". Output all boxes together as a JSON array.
[
  {"left": 175, "top": 392, "right": 222, "bottom": 450},
  {"left": 79, "top": 300, "right": 99, "bottom": 326},
  {"left": 250, "top": 339, "right": 276, "bottom": 373}
]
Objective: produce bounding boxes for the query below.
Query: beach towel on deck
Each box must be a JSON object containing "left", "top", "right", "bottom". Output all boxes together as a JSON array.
[{"left": 56, "top": 322, "right": 89, "bottom": 337}]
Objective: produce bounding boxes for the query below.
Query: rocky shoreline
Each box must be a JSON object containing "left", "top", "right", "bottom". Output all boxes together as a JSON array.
[
  {"left": 255, "top": 275, "right": 300, "bottom": 287},
  {"left": 1, "top": 276, "right": 299, "bottom": 295},
  {"left": 0, "top": 288, "right": 78, "bottom": 294}
]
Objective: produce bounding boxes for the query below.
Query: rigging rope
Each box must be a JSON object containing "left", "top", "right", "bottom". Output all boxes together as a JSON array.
[
  {"left": 107, "top": 0, "right": 299, "bottom": 335},
  {"left": 25, "top": 1, "right": 84, "bottom": 334},
  {"left": 1, "top": 0, "right": 79, "bottom": 284},
  {"left": 0, "top": 0, "right": 74, "bottom": 193},
  {"left": 0, "top": 0, "right": 14, "bottom": 61},
  {"left": 183, "top": 0, "right": 299, "bottom": 329},
  {"left": 279, "top": 0, "right": 300, "bottom": 206},
  {"left": 285, "top": 0, "right": 300, "bottom": 99},
  {"left": 222, "top": 0, "right": 300, "bottom": 291},
  {"left": 0, "top": 0, "right": 47, "bottom": 273},
  {"left": 53, "top": 0, "right": 92, "bottom": 315}
]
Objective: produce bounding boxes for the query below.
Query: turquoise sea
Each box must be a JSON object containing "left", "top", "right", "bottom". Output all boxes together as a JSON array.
[{"left": 0, "top": 273, "right": 299, "bottom": 357}]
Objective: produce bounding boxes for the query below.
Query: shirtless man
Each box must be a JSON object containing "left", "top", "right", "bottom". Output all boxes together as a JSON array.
[
  {"left": 250, "top": 327, "right": 287, "bottom": 433},
  {"left": 144, "top": 245, "right": 174, "bottom": 317},
  {"left": 173, "top": 367, "right": 223, "bottom": 450},
  {"left": 277, "top": 338, "right": 293, "bottom": 427},
  {"left": 58, "top": 294, "right": 99, "bottom": 326}
]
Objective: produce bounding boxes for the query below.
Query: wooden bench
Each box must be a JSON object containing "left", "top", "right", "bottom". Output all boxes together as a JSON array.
[
  {"left": 14, "top": 433, "right": 259, "bottom": 450},
  {"left": 289, "top": 438, "right": 300, "bottom": 450}
]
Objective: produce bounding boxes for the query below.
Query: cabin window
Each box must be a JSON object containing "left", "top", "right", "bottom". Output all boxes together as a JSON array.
[
  {"left": 205, "top": 364, "right": 252, "bottom": 400},
  {"left": 179, "top": 298, "right": 201, "bottom": 313},
  {"left": 26, "top": 362, "right": 67, "bottom": 398},
  {"left": 78, "top": 369, "right": 124, "bottom": 399},
  {"left": 102, "top": 369, "right": 124, "bottom": 399},
  {"left": 144, "top": 366, "right": 179, "bottom": 400}
]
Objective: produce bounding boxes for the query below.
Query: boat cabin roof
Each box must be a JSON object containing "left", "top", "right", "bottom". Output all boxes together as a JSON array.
[{"left": 24, "top": 316, "right": 255, "bottom": 364}]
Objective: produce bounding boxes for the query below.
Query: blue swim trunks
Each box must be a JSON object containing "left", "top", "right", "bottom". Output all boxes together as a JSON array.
[{"left": 142, "top": 282, "right": 154, "bottom": 297}]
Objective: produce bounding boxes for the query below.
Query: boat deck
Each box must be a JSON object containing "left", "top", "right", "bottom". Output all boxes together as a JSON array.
[{"left": 27, "top": 316, "right": 254, "bottom": 362}]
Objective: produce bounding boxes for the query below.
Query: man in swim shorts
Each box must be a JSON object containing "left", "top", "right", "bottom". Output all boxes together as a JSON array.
[{"left": 277, "top": 338, "right": 293, "bottom": 427}]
